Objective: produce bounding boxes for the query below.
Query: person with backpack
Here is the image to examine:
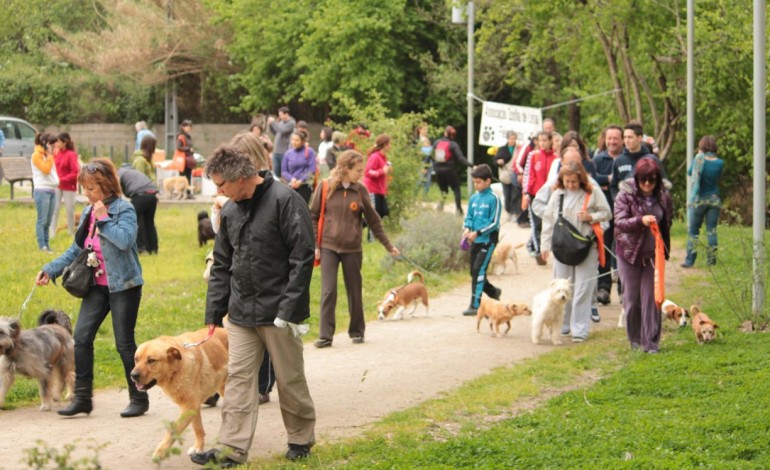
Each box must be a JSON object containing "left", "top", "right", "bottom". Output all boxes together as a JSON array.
[{"left": 433, "top": 125, "right": 472, "bottom": 215}]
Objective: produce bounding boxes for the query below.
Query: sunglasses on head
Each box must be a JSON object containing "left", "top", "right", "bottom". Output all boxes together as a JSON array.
[{"left": 85, "top": 161, "right": 104, "bottom": 174}]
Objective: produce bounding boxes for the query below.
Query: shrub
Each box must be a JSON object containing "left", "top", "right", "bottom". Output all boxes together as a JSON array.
[{"left": 382, "top": 210, "right": 469, "bottom": 273}]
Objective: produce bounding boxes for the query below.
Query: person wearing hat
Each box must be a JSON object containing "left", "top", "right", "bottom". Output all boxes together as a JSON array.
[{"left": 460, "top": 164, "right": 502, "bottom": 317}]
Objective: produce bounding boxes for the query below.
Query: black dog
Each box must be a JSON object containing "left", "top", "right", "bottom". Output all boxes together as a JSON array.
[{"left": 198, "top": 211, "right": 216, "bottom": 246}]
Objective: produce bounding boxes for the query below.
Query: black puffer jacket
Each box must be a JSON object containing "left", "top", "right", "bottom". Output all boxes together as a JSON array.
[{"left": 205, "top": 172, "right": 315, "bottom": 327}]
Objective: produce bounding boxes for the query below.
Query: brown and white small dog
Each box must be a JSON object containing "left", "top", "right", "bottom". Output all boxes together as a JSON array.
[
  {"left": 476, "top": 297, "right": 532, "bottom": 337},
  {"left": 162, "top": 176, "right": 191, "bottom": 200},
  {"left": 691, "top": 305, "right": 719, "bottom": 344},
  {"left": 661, "top": 299, "right": 690, "bottom": 327},
  {"left": 377, "top": 271, "right": 429, "bottom": 320},
  {"left": 488, "top": 242, "right": 524, "bottom": 275},
  {"left": 0, "top": 310, "right": 74, "bottom": 411}
]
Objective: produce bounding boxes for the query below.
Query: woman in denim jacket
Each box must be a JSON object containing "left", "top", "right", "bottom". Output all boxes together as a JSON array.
[{"left": 36, "top": 158, "right": 146, "bottom": 418}]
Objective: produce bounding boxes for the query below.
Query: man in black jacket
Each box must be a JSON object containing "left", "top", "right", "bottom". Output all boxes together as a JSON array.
[{"left": 191, "top": 145, "right": 316, "bottom": 468}]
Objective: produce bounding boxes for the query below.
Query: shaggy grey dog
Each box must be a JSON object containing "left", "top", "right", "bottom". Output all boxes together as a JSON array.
[{"left": 0, "top": 310, "right": 74, "bottom": 411}]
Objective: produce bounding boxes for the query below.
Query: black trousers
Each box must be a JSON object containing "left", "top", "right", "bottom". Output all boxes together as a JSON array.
[
  {"left": 597, "top": 218, "right": 615, "bottom": 292},
  {"left": 434, "top": 166, "right": 463, "bottom": 213},
  {"left": 130, "top": 193, "right": 158, "bottom": 253},
  {"left": 469, "top": 242, "right": 498, "bottom": 308}
]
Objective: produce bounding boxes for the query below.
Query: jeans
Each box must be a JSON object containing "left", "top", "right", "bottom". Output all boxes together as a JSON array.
[
  {"left": 33, "top": 190, "right": 56, "bottom": 249},
  {"left": 415, "top": 166, "right": 433, "bottom": 197},
  {"left": 272, "top": 153, "right": 284, "bottom": 179},
  {"left": 685, "top": 195, "right": 720, "bottom": 266},
  {"left": 73, "top": 285, "right": 142, "bottom": 387}
]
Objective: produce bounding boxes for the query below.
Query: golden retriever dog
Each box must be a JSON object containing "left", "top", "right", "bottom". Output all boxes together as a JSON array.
[
  {"left": 488, "top": 242, "right": 524, "bottom": 275},
  {"left": 691, "top": 305, "right": 719, "bottom": 344},
  {"left": 476, "top": 297, "right": 532, "bottom": 337},
  {"left": 377, "top": 271, "right": 429, "bottom": 320},
  {"left": 162, "top": 176, "right": 191, "bottom": 200},
  {"left": 130, "top": 327, "right": 228, "bottom": 461}
]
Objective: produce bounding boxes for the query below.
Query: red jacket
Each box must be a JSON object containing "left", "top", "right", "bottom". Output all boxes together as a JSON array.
[
  {"left": 54, "top": 149, "right": 80, "bottom": 191},
  {"left": 363, "top": 150, "right": 389, "bottom": 196},
  {"left": 526, "top": 149, "right": 557, "bottom": 196}
]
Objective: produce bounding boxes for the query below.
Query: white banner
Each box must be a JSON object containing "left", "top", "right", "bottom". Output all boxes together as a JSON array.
[{"left": 479, "top": 101, "right": 542, "bottom": 147}]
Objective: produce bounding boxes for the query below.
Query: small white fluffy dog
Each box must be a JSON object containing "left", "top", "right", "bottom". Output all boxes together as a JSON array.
[{"left": 531, "top": 278, "right": 573, "bottom": 345}]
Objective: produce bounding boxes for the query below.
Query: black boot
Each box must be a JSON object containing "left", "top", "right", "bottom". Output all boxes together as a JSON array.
[
  {"left": 58, "top": 381, "right": 93, "bottom": 417},
  {"left": 120, "top": 381, "right": 149, "bottom": 418}
]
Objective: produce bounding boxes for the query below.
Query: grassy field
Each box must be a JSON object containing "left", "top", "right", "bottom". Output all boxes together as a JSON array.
[
  {"left": 0, "top": 200, "right": 465, "bottom": 407},
  {"left": 244, "top": 223, "right": 770, "bottom": 469}
]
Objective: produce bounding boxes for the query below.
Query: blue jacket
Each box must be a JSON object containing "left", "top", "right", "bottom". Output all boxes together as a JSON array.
[
  {"left": 43, "top": 198, "right": 143, "bottom": 293},
  {"left": 464, "top": 187, "right": 501, "bottom": 244}
]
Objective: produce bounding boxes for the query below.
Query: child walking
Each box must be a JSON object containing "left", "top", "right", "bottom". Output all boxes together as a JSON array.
[{"left": 461, "top": 164, "right": 503, "bottom": 316}]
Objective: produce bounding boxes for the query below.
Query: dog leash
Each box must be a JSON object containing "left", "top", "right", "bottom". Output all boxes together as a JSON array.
[
  {"left": 183, "top": 324, "right": 216, "bottom": 348},
  {"left": 395, "top": 254, "right": 433, "bottom": 275},
  {"left": 16, "top": 283, "right": 37, "bottom": 320}
]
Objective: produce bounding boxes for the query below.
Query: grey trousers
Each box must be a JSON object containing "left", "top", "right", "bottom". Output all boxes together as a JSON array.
[
  {"left": 319, "top": 249, "right": 365, "bottom": 341},
  {"left": 617, "top": 255, "right": 661, "bottom": 352},
  {"left": 555, "top": 246, "right": 598, "bottom": 340},
  {"left": 219, "top": 323, "right": 316, "bottom": 463}
]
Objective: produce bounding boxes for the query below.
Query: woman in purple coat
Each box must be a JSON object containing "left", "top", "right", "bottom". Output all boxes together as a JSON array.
[
  {"left": 614, "top": 157, "right": 673, "bottom": 354},
  {"left": 280, "top": 130, "right": 316, "bottom": 203}
]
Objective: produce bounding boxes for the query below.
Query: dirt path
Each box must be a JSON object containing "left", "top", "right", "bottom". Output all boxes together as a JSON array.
[{"left": 0, "top": 222, "right": 625, "bottom": 469}]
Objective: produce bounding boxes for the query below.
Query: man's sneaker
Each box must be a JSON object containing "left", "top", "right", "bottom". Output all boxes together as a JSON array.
[
  {"left": 680, "top": 263, "right": 693, "bottom": 269},
  {"left": 535, "top": 254, "right": 547, "bottom": 266},
  {"left": 314, "top": 339, "right": 332, "bottom": 348},
  {"left": 572, "top": 336, "right": 586, "bottom": 343},
  {"left": 597, "top": 288, "right": 611, "bottom": 305},
  {"left": 190, "top": 448, "right": 241, "bottom": 468},
  {"left": 560, "top": 325, "right": 571, "bottom": 336},
  {"left": 491, "top": 287, "right": 502, "bottom": 301},
  {"left": 351, "top": 336, "right": 365, "bottom": 344},
  {"left": 204, "top": 393, "right": 220, "bottom": 407},
  {"left": 462, "top": 307, "right": 478, "bottom": 316},
  {"left": 591, "top": 308, "right": 601, "bottom": 323},
  {"left": 285, "top": 444, "right": 311, "bottom": 461}
]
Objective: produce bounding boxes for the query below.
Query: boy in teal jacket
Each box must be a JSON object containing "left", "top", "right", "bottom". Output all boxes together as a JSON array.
[{"left": 461, "top": 164, "right": 502, "bottom": 316}]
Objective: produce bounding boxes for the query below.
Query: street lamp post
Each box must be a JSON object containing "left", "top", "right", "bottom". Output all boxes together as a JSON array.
[{"left": 453, "top": 1, "right": 475, "bottom": 198}]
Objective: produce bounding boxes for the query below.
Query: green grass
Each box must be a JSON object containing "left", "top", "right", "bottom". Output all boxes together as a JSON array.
[
  {"left": 244, "top": 222, "right": 770, "bottom": 469},
  {"left": 0, "top": 202, "right": 465, "bottom": 408}
]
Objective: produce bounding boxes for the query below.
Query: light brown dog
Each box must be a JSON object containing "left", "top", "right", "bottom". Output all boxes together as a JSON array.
[
  {"left": 476, "top": 297, "right": 532, "bottom": 337},
  {"left": 661, "top": 299, "right": 690, "bottom": 327},
  {"left": 488, "top": 242, "right": 524, "bottom": 275},
  {"left": 162, "top": 176, "right": 191, "bottom": 200},
  {"left": 130, "top": 327, "right": 228, "bottom": 461},
  {"left": 377, "top": 271, "right": 429, "bottom": 320},
  {"left": 691, "top": 305, "right": 719, "bottom": 344},
  {"left": 56, "top": 212, "right": 82, "bottom": 234}
]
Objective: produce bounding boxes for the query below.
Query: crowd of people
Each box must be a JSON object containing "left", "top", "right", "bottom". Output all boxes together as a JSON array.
[{"left": 26, "top": 108, "right": 723, "bottom": 467}]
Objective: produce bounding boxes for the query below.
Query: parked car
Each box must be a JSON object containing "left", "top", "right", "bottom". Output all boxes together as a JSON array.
[{"left": 0, "top": 116, "right": 37, "bottom": 157}]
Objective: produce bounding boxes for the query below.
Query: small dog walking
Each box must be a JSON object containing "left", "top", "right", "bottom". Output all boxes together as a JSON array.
[
  {"left": 531, "top": 278, "right": 573, "bottom": 345},
  {"left": 197, "top": 211, "right": 216, "bottom": 247},
  {"left": 691, "top": 305, "right": 719, "bottom": 344},
  {"left": 661, "top": 299, "right": 690, "bottom": 327},
  {"left": 377, "top": 271, "right": 429, "bottom": 320},
  {"left": 488, "top": 242, "right": 524, "bottom": 275},
  {"left": 0, "top": 310, "right": 75, "bottom": 411},
  {"left": 162, "top": 176, "right": 191, "bottom": 200},
  {"left": 475, "top": 297, "right": 532, "bottom": 337}
]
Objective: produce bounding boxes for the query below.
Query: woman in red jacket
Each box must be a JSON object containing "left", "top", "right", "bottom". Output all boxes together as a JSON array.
[
  {"left": 50, "top": 132, "right": 80, "bottom": 239},
  {"left": 363, "top": 134, "right": 393, "bottom": 240}
]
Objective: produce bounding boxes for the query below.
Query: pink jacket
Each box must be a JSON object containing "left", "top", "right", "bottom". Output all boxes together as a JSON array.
[
  {"left": 363, "top": 150, "right": 389, "bottom": 196},
  {"left": 55, "top": 149, "right": 80, "bottom": 191}
]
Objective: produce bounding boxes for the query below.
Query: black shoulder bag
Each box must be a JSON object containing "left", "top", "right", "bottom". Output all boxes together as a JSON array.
[
  {"left": 61, "top": 221, "right": 97, "bottom": 298},
  {"left": 551, "top": 193, "right": 595, "bottom": 266}
]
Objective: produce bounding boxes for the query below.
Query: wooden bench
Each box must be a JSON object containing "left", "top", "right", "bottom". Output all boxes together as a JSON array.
[{"left": 0, "top": 156, "right": 34, "bottom": 200}]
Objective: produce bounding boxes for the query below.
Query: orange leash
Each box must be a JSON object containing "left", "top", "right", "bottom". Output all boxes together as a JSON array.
[{"left": 649, "top": 221, "right": 665, "bottom": 309}]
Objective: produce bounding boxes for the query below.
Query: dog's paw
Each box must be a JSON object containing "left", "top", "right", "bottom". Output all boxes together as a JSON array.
[
  {"left": 551, "top": 338, "right": 562, "bottom": 345},
  {"left": 39, "top": 403, "right": 51, "bottom": 411},
  {"left": 187, "top": 446, "right": 204, "bottom": 456}
]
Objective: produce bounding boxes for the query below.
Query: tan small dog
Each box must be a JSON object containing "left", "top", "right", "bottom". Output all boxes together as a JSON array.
[
  {"left": 56, "top": 212, "right": 82, "bottom": 234},
  {"left": 476, "top": 297, "right": 532, "bottom": 337},
  {"left": 377, "top": 271, "right": 429, "bottom": 320},
  {"left": 130, "top": 327, "right": 228, "bottom": 461},
  {"left": 162, "top": 176, "right": 191, "bottom": 200},
  {"left": 661, "top": 299, "right": 690, "bottom": 327},
  {"left": 691, "top": 305, "right": 719, "bottom": 344},
  {"left": 488, "top": 242, "right": 524, "bottom": 275}
]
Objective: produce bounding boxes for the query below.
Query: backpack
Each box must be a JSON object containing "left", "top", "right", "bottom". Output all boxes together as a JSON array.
[{"left": 434, "top": 140, "right": 452, "bottom": 163}]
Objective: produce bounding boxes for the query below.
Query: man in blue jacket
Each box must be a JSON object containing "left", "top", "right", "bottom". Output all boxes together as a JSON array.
[{"left": 461, "top": 164, "right": 502, "bottom": 316}]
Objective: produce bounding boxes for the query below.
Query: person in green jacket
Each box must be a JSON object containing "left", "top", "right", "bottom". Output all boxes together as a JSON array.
[{"left": 132, "top": 135, "right": 156, "bottom": 182}]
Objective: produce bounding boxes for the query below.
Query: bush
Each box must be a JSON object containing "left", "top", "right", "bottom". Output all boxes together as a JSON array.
[{"left": 382, "top": 210, "right": 469, "bottom": 273}]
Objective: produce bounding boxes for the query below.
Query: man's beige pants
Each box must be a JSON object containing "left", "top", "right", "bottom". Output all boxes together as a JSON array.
[{"left": 219, "top": 322, "right": 316, "bottom": 463}]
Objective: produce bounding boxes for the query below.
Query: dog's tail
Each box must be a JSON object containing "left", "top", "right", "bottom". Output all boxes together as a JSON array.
[
  {"left": 37, "top": 309, "right": 73, "bottom": 334},
  {"left": 690, "top": 305, "right": 701, "bottom": 316},
  {"left": 407, "top": 270, "right": 423, "bottom": 284}
]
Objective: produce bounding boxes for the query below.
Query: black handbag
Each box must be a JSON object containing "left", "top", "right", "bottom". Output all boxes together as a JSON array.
[
  {"left": 61, "top": 223, "right": 97, "bottom": 298},
  {"left": 551, "top": 194, "right": 595, "bottom": 266}
]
